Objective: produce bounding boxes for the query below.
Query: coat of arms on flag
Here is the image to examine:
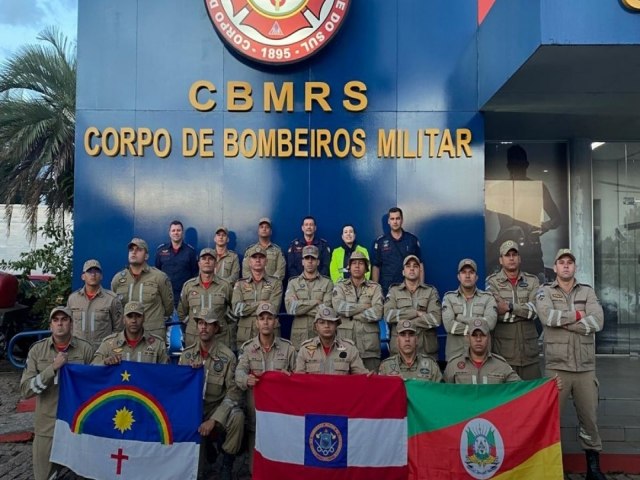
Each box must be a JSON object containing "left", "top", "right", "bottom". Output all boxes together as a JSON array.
[
  {"left": 253, "top": 372, "right": 408, "bottom": 480},
  {"left": 406, "top": 378, "right": 563, "bottom": 480},
  {"left": 50, "top": 361, "right": 203, "bottom": 479}
]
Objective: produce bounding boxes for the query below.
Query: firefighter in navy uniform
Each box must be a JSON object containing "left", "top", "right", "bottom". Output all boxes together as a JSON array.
[
  {"left": 536, "top": 249, "right": 605, "bottom": 480},
  {"left": 155, "top": 220, "right": 198, "bottom": 307},
  {"left": 371, "top": 207, "right": 422, "bottom": 295},
  {"left": 287, "top": 215, "right": 331, "bottom": 278}
]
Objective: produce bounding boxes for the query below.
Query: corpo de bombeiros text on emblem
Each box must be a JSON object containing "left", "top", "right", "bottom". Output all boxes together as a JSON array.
[
  {"left": 204, "top": 0, "right": 352, "bottom": 64},
  {"left": 459, "top": 418, "right": 504, "bottom": 479}
]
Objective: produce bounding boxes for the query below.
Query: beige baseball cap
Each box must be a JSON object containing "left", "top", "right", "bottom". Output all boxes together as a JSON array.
[
  {"left": 256, "top": 302, "right": 277, "bottom": 316},
  {"left": 215, "top": 226, "right": 229, "bottom": 234},
  {"left": 192, "top": 308, "right": 219, "bottom": 324},
  {"left": 49, "top": 306, "right": 72, "bottom": 320},
  {"left": 258, "top": 217, "right": 272, "bottom": 226},
  {"left": 199, "top": 247, "right": 216, "bottom": 258},
  {"left": 554, "top": 248, "right": 576, "bottom": 262},
  {"left": 397, "top": 319, "right": 417, "bottom": 333},
  {"left": 124, "top": 301, "right": 145, "bottom": 316},
  {"left": 403, "top": 255, "right": 421, "bottom": 266},
  {"left": 314, "top": 304, "right": 340, "bottom": 323},
  {"left": 128, "top": 238, "right": 149, "bottom": 252},
  {"left": 247, "top": 244, "right": 267, "bottom": 257},
  {"left": 458, "top": 258, "right": 477, "bottom": 272},
  {"left": 82, "top": 259, "right": 102, "bottom": 272},
  {"left": 499, "top": 240, "right": 519, "bottom": 256},
  {"left": 302, "top": 245, "right": 319, "bottom": 258},
  {"left": 470, "top": 318, "right": 490, "bottom": 335}
]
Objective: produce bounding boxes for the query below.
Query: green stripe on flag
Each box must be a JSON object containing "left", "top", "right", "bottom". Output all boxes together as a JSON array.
[{"left": 406, "top": 378, "right": 550, "bottom": 436}]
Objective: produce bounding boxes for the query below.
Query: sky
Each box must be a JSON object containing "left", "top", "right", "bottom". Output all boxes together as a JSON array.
[{"left": 0, "top": 0, "right": 78, "bottom": 66}]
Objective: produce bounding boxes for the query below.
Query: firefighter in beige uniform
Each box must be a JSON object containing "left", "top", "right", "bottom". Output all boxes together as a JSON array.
[
  {"left": 242, "top": 217, "right": 286, "bottom": 281},
  {"left": 232, "top": 244, "right": 283, "bottom": 350},
  {"left": 178, "top": 248, "right": 233, "bottom": 348},
  {"left": 92, "top": 301, "right": 168, "bottom": 365},
  {"left": 444, "top": 319, "right": 520, "bottom": 384},
  {"left": 332, "top": 251, "right": 384, "bottom": 371},
  {"left": 179, "top": 308, "right": 244, "bottom": 480},
  {"left": 236, "top": 302, "right": 296, "bottom": 473},
  {"left": 285, "top": 245, "right": 334, "bottom": 349},
  {"left": 213, "top": 226, "right": 241, "bottom": 284},
  {"left": 110, "top": 237, "right": 174, "bottom": 338},
  {"left": 295, "top": 305, "right": 369, "bottom": 374},
  {"left": 67, "top": 259, "right": 123, "bottom": 350},
  {"left": 379, "top": 319, "right": 442, "bottom": 382},
  {"left": 20, "top": 306, "right": 94, "bottom": 480},
  {"left": 442, "top": 258, "right": 497, "bottom": 361},
  {"left": 485, "top": 240, "right": 541, "bottom": 379},
  {"left": 384, "top": 255, "right": 441, "bottom": 359},
  {"left": 536, "top": 249, "right": 606, "bottom": 480}
]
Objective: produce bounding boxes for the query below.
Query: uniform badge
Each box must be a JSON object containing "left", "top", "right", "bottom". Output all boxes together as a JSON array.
[
  {"left": 113, "top": 348, "right": 123, "bottom": 354},
  {"left": 119, "top": 278, "right": 126, "bottom": 283},
  {"left": 148, "top": 336, "right": 155, "bottom": 344},
  {"left": 337, "top": 345, "right": 346, "bottom": 351},
  {"left": 191, "top": 291, "right": 198, "bottom": 296},
  {"left": 339, "top": 351, "right": 347, "bottom": 359},
  {"left": 457, "top": 361, "right": 465, "bottom": 369},
  {"left": 552, "top": 293, "right": 563, "bottom": 299},
  {"left": 420, "top": 368, "right": 429, "bottom": 375},
  {"left": 519, "top": 281, "right": 528, "bottom": 288},
  {"left": 213, "top": 359, "right": 223, "bottom": 372},
  {"left": 184, "top": 352, "right": 192, "bottom": 360}
]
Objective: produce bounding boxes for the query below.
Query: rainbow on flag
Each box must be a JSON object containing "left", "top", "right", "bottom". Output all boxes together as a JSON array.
[
  {"left": 51, "top": 361, "right": 203, "bottom": 479},
  {"left": 406, "top": 378, "right": 563, "bottom": 479}
]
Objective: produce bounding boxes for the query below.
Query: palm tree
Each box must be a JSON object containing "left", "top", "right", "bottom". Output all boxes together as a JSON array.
[{"left": 0, "top": 27, "right": 76, "bottom": 239}]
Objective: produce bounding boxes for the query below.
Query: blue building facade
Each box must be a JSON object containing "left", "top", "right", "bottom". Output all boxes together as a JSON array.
[{"left": 75, "top": 0, "right": 640, "bottom": 354}]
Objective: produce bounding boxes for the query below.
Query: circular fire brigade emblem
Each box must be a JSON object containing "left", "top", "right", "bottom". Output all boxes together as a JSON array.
[
  {"left": 459, "top": 418, "right": 504, "bottom": 479},
  {"left": 203, "top": 0, "right": 352, "bottom": 65},
  {"left": 308, "top": 422, "right": 343, "bottom": 462}
]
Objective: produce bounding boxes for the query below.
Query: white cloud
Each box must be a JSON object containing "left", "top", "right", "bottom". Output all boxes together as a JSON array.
[{"left": 0, "top": 0, "right": 77, "bottom": 65}]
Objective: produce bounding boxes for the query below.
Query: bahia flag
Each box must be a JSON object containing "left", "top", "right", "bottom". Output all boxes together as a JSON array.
[
  {"left": 51, "top": 361, "right": 203, "bottom": 480},
  {"left": 407, "top": 378, "right": 563, "bottom": 480},
  {"left": 253, "top": 372, "right": 408, "bottom": 480}
]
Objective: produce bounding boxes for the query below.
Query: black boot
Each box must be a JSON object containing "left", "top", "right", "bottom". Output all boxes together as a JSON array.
[
  {"left": 585, "top": 450, "right": 606, "bottom": 480},
  {"left": 220, "top": 453, "right": 235, "bottom": 480}
]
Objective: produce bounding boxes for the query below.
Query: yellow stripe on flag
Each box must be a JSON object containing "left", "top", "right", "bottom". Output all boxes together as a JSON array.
[{"left": 493, "top": 442, "right": 563, "bottom": 480}]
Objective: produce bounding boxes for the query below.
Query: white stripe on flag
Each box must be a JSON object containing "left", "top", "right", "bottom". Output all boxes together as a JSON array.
[
  {"left": 256, "top": 411, "right": 306, "bottom": 464},
  {"left": 50, "top": 420, "right": 198, "bottom": 480},
  {"left": 347, "top": 418, "right": 407, "bottom": 466},
  {"left": 255, "top": 411, "right": 407, "bottom": 467}
]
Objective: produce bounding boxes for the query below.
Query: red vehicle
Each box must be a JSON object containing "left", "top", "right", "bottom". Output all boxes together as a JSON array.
[{"left": 0, "top": 272, "right": 54, "bottom": 362}]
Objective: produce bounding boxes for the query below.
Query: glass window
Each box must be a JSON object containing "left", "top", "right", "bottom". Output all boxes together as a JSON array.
[{"left": 593, "top": 142, "right": 640, "bottom": 354}]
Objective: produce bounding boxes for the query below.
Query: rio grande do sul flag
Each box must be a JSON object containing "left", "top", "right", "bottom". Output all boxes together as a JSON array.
[
  {"left": 407, "top": 378, "right": 563, "bottom": 480},
  {"left": 50, "top": 361, "right": 203, "bottom": 480},
  {"left": 253, "top": 372, "right": 408, "bottom": 480}
]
